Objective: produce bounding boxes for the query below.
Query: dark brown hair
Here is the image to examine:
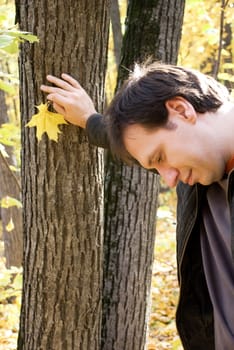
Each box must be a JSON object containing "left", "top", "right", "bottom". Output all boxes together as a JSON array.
[{"left": 104, "top": 62, "right": 230, "bottom": 164}]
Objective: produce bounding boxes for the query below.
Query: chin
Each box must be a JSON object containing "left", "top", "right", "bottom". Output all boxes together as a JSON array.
[{"left": 200, "top": 173, "right": 224, "bottom": 186}]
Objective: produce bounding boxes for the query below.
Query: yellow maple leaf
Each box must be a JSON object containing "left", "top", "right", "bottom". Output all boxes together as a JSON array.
[{"left": 26, "top": 103, "right": 68, "bottom": 142}]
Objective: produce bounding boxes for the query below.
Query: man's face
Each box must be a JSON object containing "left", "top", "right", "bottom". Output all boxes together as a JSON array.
[{"left": 122, "top": 100, "right": 226, "bottom": 187}]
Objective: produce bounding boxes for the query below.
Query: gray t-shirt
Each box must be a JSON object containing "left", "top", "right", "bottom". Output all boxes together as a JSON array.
[{"left": 200, "top": 179, "right": 234, "bottom": 350}]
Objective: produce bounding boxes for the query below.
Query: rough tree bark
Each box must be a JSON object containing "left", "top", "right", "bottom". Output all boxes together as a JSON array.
[
  {"left": 0, "top": 152, "right": 22, "bottom": 268},
  {"left": 110, "top": 0, "right": 123, "bottom": 66},
  {"left": 0, "top": 89, "right": 8, "bottom": 124},
  {"left": 102, "top": 1, "right": 185, "bottom": 349},
  {"left": 16, "top": 1, "right": 110, "bottom": 349},
  {"left": 0, "top": 89, "right": 22, "bottom": 268}
]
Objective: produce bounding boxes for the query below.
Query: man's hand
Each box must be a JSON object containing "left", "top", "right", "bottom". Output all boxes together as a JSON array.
[{"left": 40, "top": 74, "right": 97, "bottom": 129}]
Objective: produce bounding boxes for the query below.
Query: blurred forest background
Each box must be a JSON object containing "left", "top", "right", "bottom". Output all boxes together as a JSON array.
[{"left": 0, "top": 0, "right": 233, "bottom": 349}]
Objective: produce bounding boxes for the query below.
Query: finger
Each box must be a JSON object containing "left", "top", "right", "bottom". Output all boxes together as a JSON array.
[
  {"left": 46, "top": 93, "right": 69, "bottom": 106},
  {"left": 46, "top": 75, "right": 76, "bottom": 91},
  {"left": 41, "top": 85, "right": 70, "bottom": 97},
  {"left": 52, "top": 102, "right": 66, "bottom": 116},
  {"left": 40, "top": 84, "right": 55, "bottom": 93},
  {"left": 61, "top": 73, "right": 82, "bottom": 89}
]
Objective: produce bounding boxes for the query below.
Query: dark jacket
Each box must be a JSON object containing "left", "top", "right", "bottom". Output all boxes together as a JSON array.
[
  {"left": 86, "top": 113, "right": 234, "bottom": 350},
  {"left": 175, "top": 173, "right": 234, "bottom": 350}
]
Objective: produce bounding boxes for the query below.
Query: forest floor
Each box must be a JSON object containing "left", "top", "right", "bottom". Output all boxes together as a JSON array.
[{"left": 0, "top": 188, "right": 182, "bottom": 350}]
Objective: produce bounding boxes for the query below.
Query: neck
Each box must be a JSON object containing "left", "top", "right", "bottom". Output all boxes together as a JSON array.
[{"left": 215, "top": 101, "right": 234, "bottom": 162}]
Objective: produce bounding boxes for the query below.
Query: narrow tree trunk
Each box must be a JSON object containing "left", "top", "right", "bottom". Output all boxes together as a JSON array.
[
  {"left": 110, "top": 0, "right": 123, "bottom": 66},
  {"left": 103, "top": 161, "right": 159, "bottom": 350},
  {"left": 16, "top": 1, "right": 110, "bottom": 349},
  {"left": 0, "top": 89, "right": 8, "bottom": 123},
  {"left": 0, "top": 152, "right": 22, "bottom": 268},
  {"left": 0, "top": 89, "right": 22, "bottom": 268},
  {"left": 102, "top": 1, "right": 185, "bottom": 349}
]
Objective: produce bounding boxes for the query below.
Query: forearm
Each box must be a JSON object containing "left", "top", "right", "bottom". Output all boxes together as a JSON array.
[{"left": 85, "top": 113, "right": 109, "bottom": 149}]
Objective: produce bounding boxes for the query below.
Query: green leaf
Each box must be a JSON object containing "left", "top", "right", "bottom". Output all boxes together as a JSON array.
[
  {"left": 0, "top": 30, "right": 39, "bottom": 55},
  {"left": 0, "top": 196, "right": 22, "bottom": 209},
  {"left": 1, "top": 39, "right": 18, "bottom": 54},
  {"left": 0, "top": 14, "right": 7, "bottom": 22},
  {"left": 0, "top": 34, "right": 14, "bottom": 48},
  {"left": 0, "top": 79, "right": 15, "bottom": 93},
  {"left": 18, "top": 32, "right": 39, "bottom": 43},
  {"left": 0, "top": 123, "right": 20, "bottom": 146},
  {"left": 2, "top": 30, "right": 39, "bottom": 43},
  {"left": 0, "top": 38, "right": 22, "bottom": 55}
]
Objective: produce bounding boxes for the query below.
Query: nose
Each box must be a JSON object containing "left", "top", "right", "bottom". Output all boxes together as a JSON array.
[{"left": 157, "top": 167, "right": 179, "bottom": 188}]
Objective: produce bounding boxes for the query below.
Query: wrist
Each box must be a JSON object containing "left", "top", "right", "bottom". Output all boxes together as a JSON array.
[{"left": 82, "top": 111, "right": 97, "bottom": 129}]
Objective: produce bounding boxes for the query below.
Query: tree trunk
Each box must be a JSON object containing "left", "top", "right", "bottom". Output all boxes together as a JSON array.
[
  {"left": 102, "top": 1, "right": 185, "bottom": 349},
  {"left": 0, "top": 88, "right": 22, "bottom": 268},
  {"left": 0, "top": 152, "right": 22, "bottom": 268},
  {"left": 110, "top": 0, "right": 123, "bottom": 66},
  {"left": 16, "top": 1, "right": 110, "bottom": 349},
  {"left": 0, "top": 89, "right": 8, "bottom": 123}
]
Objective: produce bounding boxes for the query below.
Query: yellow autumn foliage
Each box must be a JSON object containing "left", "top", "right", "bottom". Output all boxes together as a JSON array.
[
  {"left": 26, "top": 103, "right": 68, "bottom": 142},
  {"left": 179, "top": 0, "right": 234, "bottom": 91}
]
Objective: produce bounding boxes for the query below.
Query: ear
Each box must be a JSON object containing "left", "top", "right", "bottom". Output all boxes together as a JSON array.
[{"left": 165, "top": 97, "right": 197, "bottom": 124}]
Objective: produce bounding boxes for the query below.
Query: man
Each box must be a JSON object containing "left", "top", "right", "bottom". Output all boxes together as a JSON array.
[{"left": 41, "top": 62, "right": 234, "bottom": 350}]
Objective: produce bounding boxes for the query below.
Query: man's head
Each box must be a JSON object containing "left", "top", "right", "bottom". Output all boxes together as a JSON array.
[{"left": 104, "top": 62, "right": 230, "bottom": 187}]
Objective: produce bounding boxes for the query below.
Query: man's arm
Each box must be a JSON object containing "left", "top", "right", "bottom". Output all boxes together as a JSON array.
[
  {"left": 85, "top": 113, "right": 109, "bottom": 148},
  {"left": 40, "top": 74, "right": 109, "bottom": 148},
  {"left": 40, "top": 74, "right": 157, "bottom": 173},
  {"left": 41, "top": 74, "right": 97, "bottom": 128}
]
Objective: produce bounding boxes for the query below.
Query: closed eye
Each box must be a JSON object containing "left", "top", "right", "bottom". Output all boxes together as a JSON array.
[
  {"left": 148, "top": 150, "right": 163, "bottom": 169},
  {"left": 157, "top": 155, "right": 162, "bottom": 164}
]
